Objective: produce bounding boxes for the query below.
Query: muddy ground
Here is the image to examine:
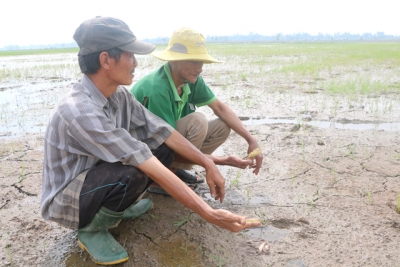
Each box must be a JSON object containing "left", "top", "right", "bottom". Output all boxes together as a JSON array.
[{"left": 1, "top": 78, "right": 400, "bottom": 266}]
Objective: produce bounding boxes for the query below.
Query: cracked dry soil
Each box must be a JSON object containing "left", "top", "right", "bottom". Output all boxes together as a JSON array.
[{"left": 1, "top": 99, "right": 400, "bottom": 267}]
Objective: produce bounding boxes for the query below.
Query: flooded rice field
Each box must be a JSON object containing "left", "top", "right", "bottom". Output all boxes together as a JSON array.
[{"left": 1, "top": 44, "right": 400, "bottom": 267}]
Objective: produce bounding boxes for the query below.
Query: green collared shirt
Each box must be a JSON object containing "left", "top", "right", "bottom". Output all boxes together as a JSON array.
[
  {"left": 164, "top": 63, "right": 190, "bottom": 119},
  {"left": 131, "top": 63, "right": 216, "bottom": 128}
]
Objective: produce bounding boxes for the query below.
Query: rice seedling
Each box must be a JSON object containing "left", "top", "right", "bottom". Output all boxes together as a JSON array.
[
  {"left": 17, "top": 163, "right": 26, "bottom": 183},
  {"left": 173, "top": 214, "right": 192, "bottom": 227},
  {"left": 245, "top": 98, "right": 250, "bottom": 108},
  {"left": 323, "top": 149, "right": 328, "bottom": 161},
  {"left": 255, "top": 208, "right": 268, "bottom": 224},
  {"left": 291, "top": 172, "right": 296, "bottom": 185},
  {"left": 330, "top": 168, "right": 338, "bottom": 185},
  {"left": 364, "top": 190, "right": 373, "bottom": 204},
  {"left": 5, "top": 246, "right": 13, "bottom": 265},
  {"left": 230, "top": 170, "right": 241, "bottom": 187},
  {"left": 330, "top": 98, "right": 340, "bottom": 117},
  {"left": 209, "top": 245, "right": 226, "bottom": 267},
  {"left": 348, "top": 143, "right": 355, "bottom": 158}
]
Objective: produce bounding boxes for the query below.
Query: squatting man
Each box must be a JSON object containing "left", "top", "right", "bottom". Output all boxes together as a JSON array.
[
  {"left": 41, "top": 16, "right": 261, "bottom": 265},
  {"left": 131, "top": 28, "right": 263, "bottom": 194}
]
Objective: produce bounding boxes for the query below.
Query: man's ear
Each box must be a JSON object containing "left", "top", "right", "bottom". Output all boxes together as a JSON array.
[{"left": 99, "top": 51, "right": 110, "bottom": 70}]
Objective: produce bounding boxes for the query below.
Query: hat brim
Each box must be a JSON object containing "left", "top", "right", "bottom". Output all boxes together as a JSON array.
[
  {"left": 119, "top": 39, "right": 156, "bottom": 55},
  {"left": 152, "top": 50, "right": 222, "bottom": 63}
]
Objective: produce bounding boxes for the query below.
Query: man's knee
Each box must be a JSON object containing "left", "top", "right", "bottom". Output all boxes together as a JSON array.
[
  {"left": 177, "top": 112, "right": 208, "bottom": 141},
  {"left": 187, "top": 112, "right": 208, "bottom": 127},
  {"left": 85, "top": 162, "right": 149, "bottom": 188},
  {"left": 152, "top": 143, "right": 175, "bottom": 167},
  {"left": 181, "top": 113, "right": 208, "bottom": 134},
  {"left": 211, "top": 119, "right": 231, "bottom": 140}
]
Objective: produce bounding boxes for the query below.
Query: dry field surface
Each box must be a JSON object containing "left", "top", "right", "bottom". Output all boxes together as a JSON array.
[{"left": 1, "top": 44, "right": 400, "bottom": 266}]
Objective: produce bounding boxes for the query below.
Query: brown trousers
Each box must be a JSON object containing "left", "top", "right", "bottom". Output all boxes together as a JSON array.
[{"left": 171, "top": 112, "right": 231, "bottom": 170}]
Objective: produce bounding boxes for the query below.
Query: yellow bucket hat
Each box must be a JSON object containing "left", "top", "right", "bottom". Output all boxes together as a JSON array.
[{"left": 152, "top": 28, "right": 222, "bottom": 63}]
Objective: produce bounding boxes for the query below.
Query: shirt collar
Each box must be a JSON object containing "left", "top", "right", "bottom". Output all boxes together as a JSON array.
[{"left": 80, "top": 74, "right": 120, "bottom": 108}]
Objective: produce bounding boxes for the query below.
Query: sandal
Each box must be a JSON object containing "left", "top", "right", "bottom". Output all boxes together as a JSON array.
[
  {"left": 175, "top": 169, "right": 205, "bottom": 184},
  {"left": 147, "top": 182, "right": 198, "bottom": 196}
]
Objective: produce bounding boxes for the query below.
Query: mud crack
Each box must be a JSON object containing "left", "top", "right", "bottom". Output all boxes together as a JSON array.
[
  {"left": 271, "top": 168, "right": 313, "bottom": 181},
  {"left": 11, "top": 183, "right": 37, "bottom": 196},
  {"left": 132, "top": 228, "right": 157, "bottom": 245},
  {"left": 361, "top": 162, "right": 400, "bottom": 177}
]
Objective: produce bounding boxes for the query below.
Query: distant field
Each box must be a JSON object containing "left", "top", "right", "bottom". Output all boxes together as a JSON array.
[
  {"left": 202, "top": 42, "right": 400, "bottom": 94},
  {"left": 0, "top": 47, "right": 79, "bottom": 56},
  {"left": 3, "top": 42, "right": 399, "bottom": 63},
  {"left": 1, "top": 42, "right": 400, "bottom": 94},
  {"left": 1, "top": 42, "right": 400, "bottom": 135}
]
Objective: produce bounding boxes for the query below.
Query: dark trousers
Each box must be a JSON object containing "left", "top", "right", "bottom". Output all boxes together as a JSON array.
[{"left": 79, "top": 144, "right": 174, "bottom": 228}]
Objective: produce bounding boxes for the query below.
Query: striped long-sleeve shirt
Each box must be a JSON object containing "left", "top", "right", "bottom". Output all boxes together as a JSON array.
[{"left": 41, "top": 75, "right": 174, "bottom": 229}]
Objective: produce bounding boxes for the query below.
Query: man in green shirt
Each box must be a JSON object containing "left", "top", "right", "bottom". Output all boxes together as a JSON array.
[{"left": 131, "top": 28, "right": 263, "bottom": 190}]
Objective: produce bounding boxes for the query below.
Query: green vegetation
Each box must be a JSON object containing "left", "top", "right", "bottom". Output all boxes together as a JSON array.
[
  {"left": 364, "top": 190, "right": 373, "bottom": 204},
  {"left": 173, "top": 214, "right": 192, "bottom": 227},
  {"left": 209, "top": 245, "right": 226, "bottom": 267},
  {"left": 17, "top": 163, "right": 26, "bottom": 183},
  {"left": 208, "top": 42, "right": 400, "bottom": 65},
  {"left": 3, "top": 43, "right": 400, "bottom": 96},
  {"left": 206, "top": 42, "right": 400, "bottom": 95},
  {"left": 0, "top": 47, "right": 78, "bottom": 57},
  {"left": 1, "top": 43, "right": 399, "bottom": 132},
  {"left": 229, "top": 170, "right": 241, "bottom": 187},
  {"left": 256, "top": 208, "right": 268, "bottom": 224}
]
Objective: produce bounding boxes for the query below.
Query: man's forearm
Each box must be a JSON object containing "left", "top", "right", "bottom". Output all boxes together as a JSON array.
[
  {"left": 164, "top": 130, "right": 226, "bottom": 201},
  {"left": 210, "top": 100, "right": 258, "bottom": 145},
  {"left": 210, "top": 99, "right": 263, "bottom": 174},
  {"left": 174, "top": 151, "right": 252, "bottom": 169},
  {"left": 138, "top": 156, "right": 261, "bottom": 231},
  {"left": 138, "top": 157, "right": 214, "bottom": 216}
]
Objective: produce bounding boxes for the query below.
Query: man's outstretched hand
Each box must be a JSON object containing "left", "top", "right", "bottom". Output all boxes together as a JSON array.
[{"left": 205, "top": 209, "right": 261, "bottom": 232}]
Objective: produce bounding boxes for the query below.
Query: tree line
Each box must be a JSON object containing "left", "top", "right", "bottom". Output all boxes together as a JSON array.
[{"left": 145, "top": 32, "right": 400, "bottom": 44}]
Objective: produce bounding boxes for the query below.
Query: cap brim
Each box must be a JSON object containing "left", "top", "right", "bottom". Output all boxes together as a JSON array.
[
  {"left": 119, "top": 39, "right": 156, "bottom": 55},
  {"left": 152, "top": 50, "right": 222, "bottom": 64}
]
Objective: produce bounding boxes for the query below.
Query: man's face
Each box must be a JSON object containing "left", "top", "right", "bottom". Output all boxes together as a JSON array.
[
  {"left": 174, "top": 60, "right": 203, "bottom": 84},
  {"left": 108, "top": 51, "right": 138, "bottom": 86}
]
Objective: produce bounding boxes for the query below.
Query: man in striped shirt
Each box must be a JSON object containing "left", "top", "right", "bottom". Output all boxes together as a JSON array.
[{"left": 41, "top": 17, "right": 260, "bottom": 265}]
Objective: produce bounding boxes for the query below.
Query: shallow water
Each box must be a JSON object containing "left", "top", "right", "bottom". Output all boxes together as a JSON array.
[
  {"left": 239, "top": 225, "right": 291, "bottom": 241},
  {"left": 286, "top": 258, "right": 306, "bottom": 267},
  {"left": 243, "top": 117, "right": 400, "bottom": 131}
]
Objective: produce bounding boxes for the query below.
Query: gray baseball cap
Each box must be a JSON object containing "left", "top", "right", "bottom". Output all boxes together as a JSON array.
[{"left": 73, "top": 16, "right": 155, "bottom": 56}]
